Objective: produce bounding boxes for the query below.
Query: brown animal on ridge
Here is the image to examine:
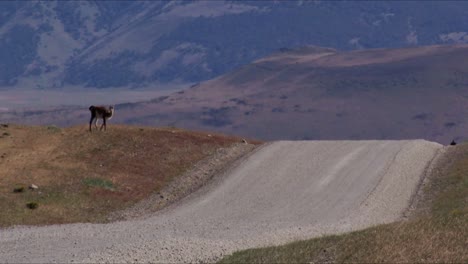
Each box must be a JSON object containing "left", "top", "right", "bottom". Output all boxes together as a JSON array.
[{"left": 89, "top": 105, "right": 114, "bottom": 132}]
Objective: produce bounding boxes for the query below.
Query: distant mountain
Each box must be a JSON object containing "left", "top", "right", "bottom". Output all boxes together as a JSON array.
[
  {"left": 4, "top": 44, "right": 468, "bottom": 144},
  {"left": 3, "top": 1, "right": 468, "bottom": 89}
]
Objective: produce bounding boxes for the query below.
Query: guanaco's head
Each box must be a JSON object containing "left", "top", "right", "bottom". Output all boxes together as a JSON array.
[{"left": 108, "top": 105, "right": 115, "bottom": 117}]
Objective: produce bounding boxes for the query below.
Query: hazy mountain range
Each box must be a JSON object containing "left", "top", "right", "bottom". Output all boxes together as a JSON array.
[{"left": 3, "top": 1, "right": 468, "bottom": 89}]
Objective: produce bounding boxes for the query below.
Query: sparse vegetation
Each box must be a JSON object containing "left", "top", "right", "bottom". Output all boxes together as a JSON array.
[
  {"left": 202, "top": 107, "right": 234, "bottom": 127},
  {"left": 0, "top": 124, "right": 252, "bottom": 227},
  {"left": 26, "top": 202, "right": 38, "bottom": 210},
  {"left": 46, "top": 125, "right": 61, "bottom": 132},
  {"left": 13, "top": 187, "right": 24, "bottom": 193},
  {"left": 83, "top": 177, "right": 114, "bottom": 190},
  {"left": 412, "top": 113, "right": 433, "bottom": 121},
  {"left": 220, "top": 144, "right": 468, "bottom": 263},
  {"left": 444, "top": 122, "right": 457, "bottom": 128},
  {"left": 271, "top": 107, "right": 284, "bottom": 113},
  {"left": 229, "top": 98, "right": 247, "bottom": 105}
]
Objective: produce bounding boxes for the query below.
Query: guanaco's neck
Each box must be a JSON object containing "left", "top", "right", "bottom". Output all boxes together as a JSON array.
[{"left": 107, "top": 107, "right": 114, "bottom": 119}]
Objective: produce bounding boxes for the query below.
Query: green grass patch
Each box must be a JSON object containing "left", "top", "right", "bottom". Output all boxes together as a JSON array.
[
  {"left": 220, "top": 145, "right": 468, "bottom": 263},
  {"left": 83, "top": 177, "right": 114, "bottom": 190},
  {"left": 0, "top": 187, "right": 91, "bottom": 226}
]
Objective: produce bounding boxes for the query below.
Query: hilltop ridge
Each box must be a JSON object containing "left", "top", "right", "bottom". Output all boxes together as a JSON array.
[{"left": 0, "top": 124, "right": 257, "bottom": 226}]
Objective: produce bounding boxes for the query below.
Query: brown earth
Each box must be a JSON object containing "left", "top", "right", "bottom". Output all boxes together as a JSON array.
[{"left": 0, "top": 124, "right": 259, "bottom": 227}]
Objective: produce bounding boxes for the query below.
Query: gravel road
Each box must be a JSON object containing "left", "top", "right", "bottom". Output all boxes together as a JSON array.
[{"left": 0, "top": 140, "right": 443, "bottom": 263}]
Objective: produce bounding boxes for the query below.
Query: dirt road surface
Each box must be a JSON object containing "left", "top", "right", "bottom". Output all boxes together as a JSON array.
[{"left": 0, "top": 140, "right": 443, "bottom": 263}]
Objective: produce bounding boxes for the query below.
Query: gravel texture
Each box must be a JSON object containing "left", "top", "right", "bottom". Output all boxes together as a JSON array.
[
  {"left": 0, "top": 140, "right": 443, "bottom": 263},
  {"left": 109, "top": 142, "right": 257, "bottom": 221}
]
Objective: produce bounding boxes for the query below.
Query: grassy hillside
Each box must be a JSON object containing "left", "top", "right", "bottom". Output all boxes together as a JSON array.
[
  {"left": 220, "top": 144, "right": 468, "bottom": 263},
  {"left": 0, "top": 124, "right": 254, "bottom": 227}
]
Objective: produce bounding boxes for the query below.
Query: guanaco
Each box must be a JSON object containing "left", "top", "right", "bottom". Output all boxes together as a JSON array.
[{"left": 89, "top": 105, "right": 114, "bottom": 132}]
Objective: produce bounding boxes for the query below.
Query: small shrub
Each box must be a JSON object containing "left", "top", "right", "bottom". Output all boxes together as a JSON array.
[
  {"left": 83, "top": 177, "right": 114, "bottom": 190},
  {"left": 412, "top": 113, "right": 431, "bottom": 121},
  {"left": 13, "top": 187, "right": 25, "bottom": 193},
  {"left": 26, "top": 202, "right": 38, "bottom": 209},
  {"left": 47, "top": 125, "right": 61, "bottom": 132},
  {"left": 2, "top": 132, "right": 10, "bottom": 136},
  {"left": 450, "top": 209, "right": 465, "bottom": 217},
  {"left": 444, "top": 122, "right": 457, "bottom": 128}
]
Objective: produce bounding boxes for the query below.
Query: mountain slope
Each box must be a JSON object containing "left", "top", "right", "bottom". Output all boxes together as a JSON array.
[
  {"left": 4, "top": 1, "right": 468, "bottom": 88},
  {"left": 114, "top": 44, "right": 468, "bottom": 144}
]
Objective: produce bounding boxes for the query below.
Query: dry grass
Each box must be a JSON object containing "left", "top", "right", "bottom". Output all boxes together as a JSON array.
[
  {"left": 220, "top": 144, "right": 468, "bottom": 263},
  {"left": 0, "top": 124, "right": 254, "bottom": 227}
]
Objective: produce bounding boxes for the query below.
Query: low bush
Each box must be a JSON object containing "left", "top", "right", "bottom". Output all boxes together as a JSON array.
[
  {"left": 13, "top": 187, "right": 24, "bottom": 193},
  {"left": 26, "top": 202, "right": 38, "bottom": 209}
]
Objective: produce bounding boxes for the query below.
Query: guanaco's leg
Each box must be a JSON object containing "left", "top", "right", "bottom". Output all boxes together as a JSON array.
[
  {"left": 101, "top": 118, "right": 107, "bottom": 131},
  {"left": 89, "top": 115, "right": 95, "bottom": 132}
]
